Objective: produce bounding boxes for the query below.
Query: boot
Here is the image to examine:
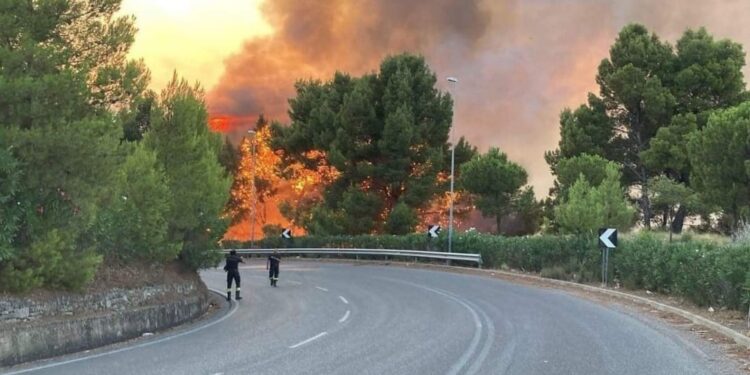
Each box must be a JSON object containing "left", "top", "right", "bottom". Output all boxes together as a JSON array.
[
  {"left": 235, "top": 290, "right": 242, "bottom": 300},
  {"left": 226, "top": 292, "right": 231, "bottom": 301},
  {"left": 272, "top": 278, "right": 278, "bottom": 287},
  {"left": 270, "top": 278, "right": 274, "bottom": 286}
]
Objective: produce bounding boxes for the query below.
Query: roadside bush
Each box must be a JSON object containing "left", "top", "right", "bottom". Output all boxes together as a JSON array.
[
  {"left": 385, "top": 202, "right": 418, "bottom": 235},
  {"left": 181, "top": 242, "right": 224, "bottom": 270},
  {"left": 0, "top": 230, "right": 102, "bottom": 293},
  {"left": 244, "top": 232, "right": 601, "bottom": 274},
  {"left": 732, "top": 222, "right": 750, "bottom": 245},
  {"left": 95, "top": 146, "right": 181, "bottom": 263},
  {"left": 234, "top": 231, "right": 750, "bottom": 312},
  {"left": 614, "top": 233, "right": 672, "bottom": 291},
  {"left": 615, "top": 233, "right": 750, "bottom": 309},
  {"left": 540, "top": 265, "right": 565, "bottom": 280},
  {"left": 0, "top": 147, "right": 22, "bottom": 263},
  {"left": 0, "top": 262, "right": 41, "bottom": 293}
]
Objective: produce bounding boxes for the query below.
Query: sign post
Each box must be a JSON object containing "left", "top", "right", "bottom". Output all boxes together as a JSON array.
[
  {"left": 426, "top": 225, "right": 440, "bottom": 252},
  {"left": 598, "top": 228, "right": 617, "bottom": 286},
  {"left": 280, "top": 228, "right": 293, "bottom": 248}
]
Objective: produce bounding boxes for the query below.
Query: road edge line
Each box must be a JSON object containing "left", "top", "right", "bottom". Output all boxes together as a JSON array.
[
  {"left": 2, "top": 289, "right": 238, "bottom": 374},
  {"left": 288, "top": 258, "right": 750, "bottom": 348},
  {"left": 488, "top": 269, "right": 750, "bottom": 348}
]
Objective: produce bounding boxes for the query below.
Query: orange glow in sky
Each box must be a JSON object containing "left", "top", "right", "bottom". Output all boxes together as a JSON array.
[{"left": 120, "top": 0, "right": 272, "bottom": 90}]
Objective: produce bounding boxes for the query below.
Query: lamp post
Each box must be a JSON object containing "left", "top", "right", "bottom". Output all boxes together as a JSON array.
[
  {"left": 247, "top": 129, "right": 257, "bottom": 248},
  {"left": 446, "top": 76, "right": 458, "bottom": 257}
]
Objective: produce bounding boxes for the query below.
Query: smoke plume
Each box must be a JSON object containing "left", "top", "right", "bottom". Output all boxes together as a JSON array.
[{"left": 207, "top": 0, "right": 750, "bottom": 194}]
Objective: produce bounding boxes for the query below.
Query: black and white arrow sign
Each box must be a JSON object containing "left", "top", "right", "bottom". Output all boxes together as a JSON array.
[
  {"left": 598, "top": 228, "right": 617, "bottom": 249},
  {"left": 427, "top": 225, "right": 441, "bottom": 238},
  {"left": 281, "top": 228, "right": 292, "bottom": 239}
]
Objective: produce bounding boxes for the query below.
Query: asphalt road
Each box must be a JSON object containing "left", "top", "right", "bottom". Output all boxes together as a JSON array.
[{"left": 2, "top": 261, "right": 742, "bottom": 375}]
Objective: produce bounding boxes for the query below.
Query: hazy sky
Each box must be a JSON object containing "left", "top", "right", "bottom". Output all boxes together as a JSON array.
[
  {"left": 121, "top": 0, "right": 750, "bottom": 195},
  {"left": 120, "top": 0, "right": 272, "bottom": 89}
]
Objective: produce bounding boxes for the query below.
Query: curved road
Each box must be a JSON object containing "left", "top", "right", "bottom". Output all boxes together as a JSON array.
[{"left": 3, "top": 261, "right": 740, "bottom": 375}]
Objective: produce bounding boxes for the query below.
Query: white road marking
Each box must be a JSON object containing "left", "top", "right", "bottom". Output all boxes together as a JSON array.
[
  {"left": 289, "top": 332, "right": 328, "bottom": 349},
  {"left": 339, "top": 296, "right": 349, "bottom": 304},
  {"left": 465, "top": 303, "right": 497, "bottom": 375},
  {"left": 427, "top": 287, "right": 483, "bottom": 375},
  {"left": 316, "top": 286, "right": 328, "bottom": 292},
  {"left": 4, "top": 288, "right": 239, "bottom": 375},
  {"left": 339, "top": 310, "right": 350, "bottom": 323},
  {"left": 376, "top": 278, "right": 487, "bottom": 375}
]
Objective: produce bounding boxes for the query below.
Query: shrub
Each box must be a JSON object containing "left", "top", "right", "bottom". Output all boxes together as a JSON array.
[
  {"left": 555, "top": 165, "right": 635, "bottom": 234},
  {"left": 732, "top": 221, "right": 750, "bottom": 245},
  {"left": 95, "top": 146, "right": 181, "bottom": 263},
  {"left": 541, "top": 265, "right": 568, "bottom": 280},
  {"left": 237, "top": 231, "right": 750, "bottom": 312},
  {"left": 0, "top": 230, "right": 101, "bottom": 293},
  {"left": 385, "top": 202, "right": 417, "bottom": 235}
]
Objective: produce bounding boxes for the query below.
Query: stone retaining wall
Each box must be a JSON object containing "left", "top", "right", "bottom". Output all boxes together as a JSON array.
[{"left": 0, "top": 280, "right": 209, "bottom": 367}]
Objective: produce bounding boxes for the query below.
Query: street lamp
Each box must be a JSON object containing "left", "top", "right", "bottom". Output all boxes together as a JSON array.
[
  {"left": 446, "top": 76, "right": 458, "bottom": 257},
  {"left": 247, "top": 129, "right": 257, "bottom": 248}
]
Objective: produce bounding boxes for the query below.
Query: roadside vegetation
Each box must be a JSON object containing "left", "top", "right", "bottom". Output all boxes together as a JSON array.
[
  {"left": 224, "top": 231, "right": 750, "bottom": 312},
  {"left": 235, "top": 24, "right": 750, "bottom": 314},
  {"left": 0, "top": 1, "right": 229, "bottom": 293},
  {"left": 3, "top": 0, "right": 750, "bottom": 320}
]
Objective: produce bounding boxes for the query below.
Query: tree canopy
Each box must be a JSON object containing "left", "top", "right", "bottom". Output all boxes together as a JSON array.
[
  {"left": 555, "top": 164, "right": 635, "bottom": 234},
  {"left": 0, "top": 0, "right": 230, "bottom": 292},
  {"left": 547, "top": 24, "right": 747, "bottom": 233},
  {"left": 460, "top": 148, "right": 528, "bottom": 233},
  {"left": 272, "top": 53, "right": 461, "bottom": 235},
  {"left": 688, "top": 102, "right": 750, "bottom": 229}
]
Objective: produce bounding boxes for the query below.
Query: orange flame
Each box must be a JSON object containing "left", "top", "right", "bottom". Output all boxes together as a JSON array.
[{"left": 216, "top": 118, "right": 340, "bottom": 241}]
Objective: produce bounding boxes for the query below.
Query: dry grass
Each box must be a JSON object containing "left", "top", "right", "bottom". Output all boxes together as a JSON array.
[{"left": 621, "top": 230, "right": 730, "bottom": 245}]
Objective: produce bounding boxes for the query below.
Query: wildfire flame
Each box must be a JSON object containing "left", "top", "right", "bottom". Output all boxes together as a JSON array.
[{"left": 216, "top": 115, "right": 340, "bottom": 241}]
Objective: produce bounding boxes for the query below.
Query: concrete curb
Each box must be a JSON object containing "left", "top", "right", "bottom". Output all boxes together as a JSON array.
[
  {"left": 435, "top": 263, "right": 750, "bottom": 349},
  {"left": 482, "top": 269, "right": 750, "bottom": 348},
  {"left": 0, "top": 285, "right": 210, "bottom": 367},
  {"left": 1, "top": 290, "right": 235, "bottom": 374}
]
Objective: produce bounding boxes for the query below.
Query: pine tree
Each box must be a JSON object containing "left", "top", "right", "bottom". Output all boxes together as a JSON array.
[
  {"left": 273, "top": 53, "right": 459, "bottom": 234},
  {"left": 144, "top": 76, "right": 231, "bottom": 269},
  {"left": 555, "top": 164, "right": 635, "bottom": 234}
]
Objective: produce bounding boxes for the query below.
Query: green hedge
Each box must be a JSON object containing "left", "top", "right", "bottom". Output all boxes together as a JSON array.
[
  {"left": 224, "top": 232, "right": 750, "bottom": 311},
  {"left": 614, "top": 234, "right": 750, "bottom": 309}
]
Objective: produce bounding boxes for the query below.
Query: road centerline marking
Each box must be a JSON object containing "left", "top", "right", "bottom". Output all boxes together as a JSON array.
[
  {"left": 316, "top": 286, "right": 328, "bottom": 292},
  {"left": 339, "top": 310, "right": 350, "bottom": 323},
  {"left": 289, "top": 332, "right": 328, "bottom": 349},
  {"left": 339, "top": 296, "right": 349, "bottom": 304}
]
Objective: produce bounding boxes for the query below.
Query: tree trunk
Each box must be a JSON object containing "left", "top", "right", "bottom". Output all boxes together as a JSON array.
[
  {"left": 640, "top": 175, "right": 652, "bottom": 229},
  {"left": 671, "top": 205, "right": 687, "bottom": 234},
  {"left": 496, "top": 214, "right": 503, "bottom": 235},
  {"left": 632, "top": 106, "right": 651, "bottom": 229}
]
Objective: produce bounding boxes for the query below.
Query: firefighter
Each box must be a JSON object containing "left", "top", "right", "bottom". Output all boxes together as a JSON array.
[
  {"left": 267, "top": 250, "right": 281, "bottom": 287},
  {"left": 224, "top": 250, "right": 244, "bottom": 301}
]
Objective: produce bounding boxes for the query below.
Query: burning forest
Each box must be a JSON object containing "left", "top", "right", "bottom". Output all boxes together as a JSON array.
[{"left": 217, "top": 54, "right": 508, "bottom": 241}]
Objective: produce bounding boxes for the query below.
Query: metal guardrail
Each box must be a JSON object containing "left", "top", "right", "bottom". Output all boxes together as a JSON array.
[{"left": 223, "top": 248, "right": 483, "bottom": 267}]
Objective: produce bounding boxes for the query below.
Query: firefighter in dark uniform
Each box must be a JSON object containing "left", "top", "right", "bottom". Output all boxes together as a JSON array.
[
  {"left": 224, "top": 250, "right": 243, "bottom": 301},
  {"left": 267, "top": 250, "right": 281, "bottom": 287}
]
